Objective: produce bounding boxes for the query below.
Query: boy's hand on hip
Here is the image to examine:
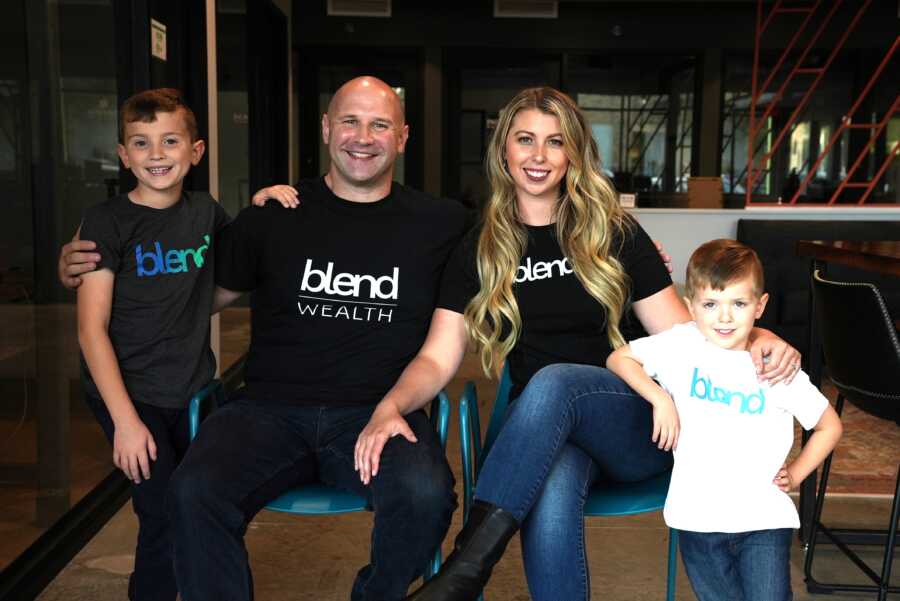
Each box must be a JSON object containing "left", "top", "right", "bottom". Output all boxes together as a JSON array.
[
  {"left": 113, "top": 416, "right": 157, "bottom": 484},
  {"left": 773, "top": 464, "right": 795, "bottom": 492}
]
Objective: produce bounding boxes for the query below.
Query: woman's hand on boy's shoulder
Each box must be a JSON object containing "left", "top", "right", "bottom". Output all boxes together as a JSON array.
[
  {"left": 251, "top": 185, "right": 299, "bottom": 209},
  {"left": 748, "top": 329, "right": 801, "bottom": 385}
]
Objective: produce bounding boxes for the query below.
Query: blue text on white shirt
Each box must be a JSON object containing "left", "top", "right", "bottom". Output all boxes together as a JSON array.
[{"left": 689, "top": 367, "right": 766, "bottom": 415}]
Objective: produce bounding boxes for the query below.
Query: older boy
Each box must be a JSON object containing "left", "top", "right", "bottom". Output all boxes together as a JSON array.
[
  {"left": 77, "top": 88, "right": 228, "bottom": 601},
  {"left": 607, "top": 239, "right": 842, "bottom": 601}
]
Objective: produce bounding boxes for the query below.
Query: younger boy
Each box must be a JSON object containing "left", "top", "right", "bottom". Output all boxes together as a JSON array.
[
  {"left": 607, "top": 238, "right": 842, "bottom": 601},
  {"left": 77, "top": 88, "right": 228, "bottom": 601}
]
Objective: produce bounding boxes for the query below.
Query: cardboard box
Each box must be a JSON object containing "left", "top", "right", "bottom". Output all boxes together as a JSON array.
[{"left": 687, "top": 177, "right": 723, "bottom": 208}]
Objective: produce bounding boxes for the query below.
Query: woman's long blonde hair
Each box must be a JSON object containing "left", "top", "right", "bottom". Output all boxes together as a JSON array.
[{"left": 465, "top": 87, "right": 632, "bottom": 377}]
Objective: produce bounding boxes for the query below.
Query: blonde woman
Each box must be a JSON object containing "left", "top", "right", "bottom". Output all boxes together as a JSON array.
[{"left": 384, "top": 87, "right": 800, "bottom": 601}]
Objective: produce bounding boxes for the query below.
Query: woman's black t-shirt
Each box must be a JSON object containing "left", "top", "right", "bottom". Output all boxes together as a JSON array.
[{"left": 438, "top": 217, "right": 671, "bottom": 399}]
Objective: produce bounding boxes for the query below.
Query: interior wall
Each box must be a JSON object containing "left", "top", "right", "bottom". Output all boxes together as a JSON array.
[{"left": 631, "top": 207, "right": 900, "bottom": 286}]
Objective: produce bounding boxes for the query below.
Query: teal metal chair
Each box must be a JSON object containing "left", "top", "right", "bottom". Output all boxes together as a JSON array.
[
  {"left": 458, "top": 365, "right": 678, "bottom": 600},
  {"left": 188, "top": 380, "right": 451, "bottom": 580}
]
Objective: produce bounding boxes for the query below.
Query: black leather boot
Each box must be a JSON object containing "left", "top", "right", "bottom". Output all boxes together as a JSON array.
[{"left": 405, "top": 500, "right": 519, "bottom": 601}]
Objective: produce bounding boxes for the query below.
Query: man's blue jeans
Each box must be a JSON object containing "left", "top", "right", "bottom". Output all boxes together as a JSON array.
[
  {"left": 679, "top": 528, "right": 794, "bottom": 601},
  {"left": 473, "top": 364, "right": 672, "bottom": 601},
  {"left": 166, "top": 397, "right": 456, "bottom": 601}
]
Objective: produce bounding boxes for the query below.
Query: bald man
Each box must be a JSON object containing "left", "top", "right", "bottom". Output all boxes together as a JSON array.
[{"left": 61, "top": 77, "right": 465, "bottom": 601}]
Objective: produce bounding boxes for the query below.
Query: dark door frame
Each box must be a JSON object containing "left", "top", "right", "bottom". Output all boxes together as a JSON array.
[{"left": 247, "top": 0, "right": 289, "bottom": 194}]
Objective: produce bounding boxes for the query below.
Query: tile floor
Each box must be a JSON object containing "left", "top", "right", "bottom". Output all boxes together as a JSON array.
[
  {"left": 11, "top": 308, "right": 898, "bottom": 600},
  {"left": 34, "top": 349, "right": 900, "bottom": 600},
  {"left": 36, "top": 493, "right": 899, "bottom": 600}
]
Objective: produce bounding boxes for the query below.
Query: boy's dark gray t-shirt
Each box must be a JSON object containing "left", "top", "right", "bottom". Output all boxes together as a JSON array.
[{"left": 79, "top": 192, "right": 230, "bottom": 408}]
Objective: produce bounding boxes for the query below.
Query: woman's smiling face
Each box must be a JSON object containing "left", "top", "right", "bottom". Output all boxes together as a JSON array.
[{"left": 504, "top": 108, "right": 569, "bottom": 206}]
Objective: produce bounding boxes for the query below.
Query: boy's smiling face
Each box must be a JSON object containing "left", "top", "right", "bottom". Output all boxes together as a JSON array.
[
  {"left": 117, "top": 109, "right": 205, "bottom": 203},
  {"left": 685, "top": 276, "right": 769, "bottom": 351}
]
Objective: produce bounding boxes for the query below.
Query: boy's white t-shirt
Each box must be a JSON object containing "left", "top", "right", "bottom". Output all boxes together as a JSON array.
[{"left": 629, "top": 322, "right": 828, "bottom": 533}]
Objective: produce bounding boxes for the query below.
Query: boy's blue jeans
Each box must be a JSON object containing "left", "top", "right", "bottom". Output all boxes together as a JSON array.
[
  {"left": 166, "top": 396, "right": 456, "bottom": 601},
  {"left": 473, "top": 364, "right": 672, "bottom": 601},
  {"left": 679, "top": 528, "right": 794, "bottom": 601},
  {"left": 85, "top": 391, "right": 191, "bottom": 601}
]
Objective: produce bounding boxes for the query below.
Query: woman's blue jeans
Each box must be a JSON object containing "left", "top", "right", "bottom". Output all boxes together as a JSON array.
[{"left": 473, "top": 363, "right": 672, "bottom": 601}]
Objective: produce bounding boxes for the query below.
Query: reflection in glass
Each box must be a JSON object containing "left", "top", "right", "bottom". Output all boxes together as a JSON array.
[
  {"left": 0, "top": 0, "right": 117, "bottom": 570},
  {"left": 217, "top": 0, "right": 253, "bottom": 372},
  {"left": 579, "top": 92, "right": 687, "bottom": 195},
  {"left": 722, "top": 51, "right": 897, "bottom": 204},
  {"left": 218, "top": 0, "right": 250, "bottom": 219},
  {"left": 789, "top": 122, "right": 810, "bottom": 175}
]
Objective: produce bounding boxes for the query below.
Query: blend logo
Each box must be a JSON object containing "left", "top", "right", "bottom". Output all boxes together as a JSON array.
[
  {"left": 689, "top": 367, "right": 765, "bottom": 415},
  {"left": 136, "top": 235, "right": 210, "bottom": 277},
  {"left": 515, "top": 256, "right": 574, "bottom": 283},
  {"left": 297, "top": 259, "right": 399, "bottom": 323}
]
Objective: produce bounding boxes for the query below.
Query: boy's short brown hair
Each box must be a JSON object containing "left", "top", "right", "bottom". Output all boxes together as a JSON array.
[
  {"left": 685, "top": 239, "right": 765, "bottom": 298},
  {"left": 119, "top": 88, "right": 199, "bottom": 143}
]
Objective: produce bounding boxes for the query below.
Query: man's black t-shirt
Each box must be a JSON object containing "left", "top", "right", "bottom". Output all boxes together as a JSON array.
[
  {"left": 215, "top": 177, "right": 469, "bottom": 406},
  {"left": 80, "top": 192, "right": 230, "bottom": 408},
  {"left": 438, "top": 218, "right": 672, "bottom": 399}
]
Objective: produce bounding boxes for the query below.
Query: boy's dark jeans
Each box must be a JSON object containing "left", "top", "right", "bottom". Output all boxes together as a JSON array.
[
  {"left": 679, "top": 528, "right": 794, "bottom": 601},
  {"left": 85, "top": 392, "right": 191, "bottom": 601},
  {"left": 166, "top": 397, "right": 457, "bottom": 601}
]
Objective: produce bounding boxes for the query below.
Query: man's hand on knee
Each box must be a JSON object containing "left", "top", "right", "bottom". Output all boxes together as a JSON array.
[{"left": 354, "top": 401, "right": 417, "bottom": 486}]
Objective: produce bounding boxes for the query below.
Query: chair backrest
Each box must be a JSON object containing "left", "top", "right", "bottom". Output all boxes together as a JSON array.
[
  {"left": 429, "top": 391, "right": 451, "bottom": 448},
  {"left": 479, "top": 364, "right": 513, "bottom": 465},
  {"left": 812, "top": 269, "right": 900, "bottom": 421}
]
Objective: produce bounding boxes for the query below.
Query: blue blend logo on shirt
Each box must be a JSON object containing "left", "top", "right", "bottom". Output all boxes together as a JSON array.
[
  {"left": 136, "top": 235, "right": 210, "bottom": 277},
  {"left": 689, "top": 367, "right": 766, "bottom": 415}
]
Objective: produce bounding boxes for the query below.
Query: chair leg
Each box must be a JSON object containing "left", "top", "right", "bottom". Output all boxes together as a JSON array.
[
  {"left": 666, "top": 528, "right": 678, "bottom": 601},
  {"left": 803, "top": 394, "right": 841, "bottom": 586},
  {"left": 424, "top": 548, "right": 441, "bottom": 582},
  {"left": 876, "top": 465, "right": 900, "bottom": 601}
]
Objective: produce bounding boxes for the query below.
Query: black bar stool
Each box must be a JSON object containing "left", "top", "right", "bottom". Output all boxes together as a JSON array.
[{"left": 804, "top": 269, "right": 900, "bottom": 600}]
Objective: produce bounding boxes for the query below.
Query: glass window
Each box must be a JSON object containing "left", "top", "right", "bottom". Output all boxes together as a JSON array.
[
  {"left": 217, "top": 0, "right": 250, "bottom": 218},
  {"left": 721, "top": 51, "right": 897, "bottom": 204},
  {"left": 0, "top": 0, "right": 117, "bottom": 570},
  {"left": 217, "top": 0, "right": 252, "bottom": 371},
  {"left": 569, "top": 55, "right": 695, "bottom": 201},
  {"left": 448, "top": 54, "right": 694, "bottom": 206},
  {"left": 450, "top": 58, "right": 561, "bottom": 206}
]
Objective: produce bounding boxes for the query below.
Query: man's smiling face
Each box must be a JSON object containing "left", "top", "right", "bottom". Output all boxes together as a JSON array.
[{"left": 322, "top": 79, "right": 409, "bottom": 192}]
